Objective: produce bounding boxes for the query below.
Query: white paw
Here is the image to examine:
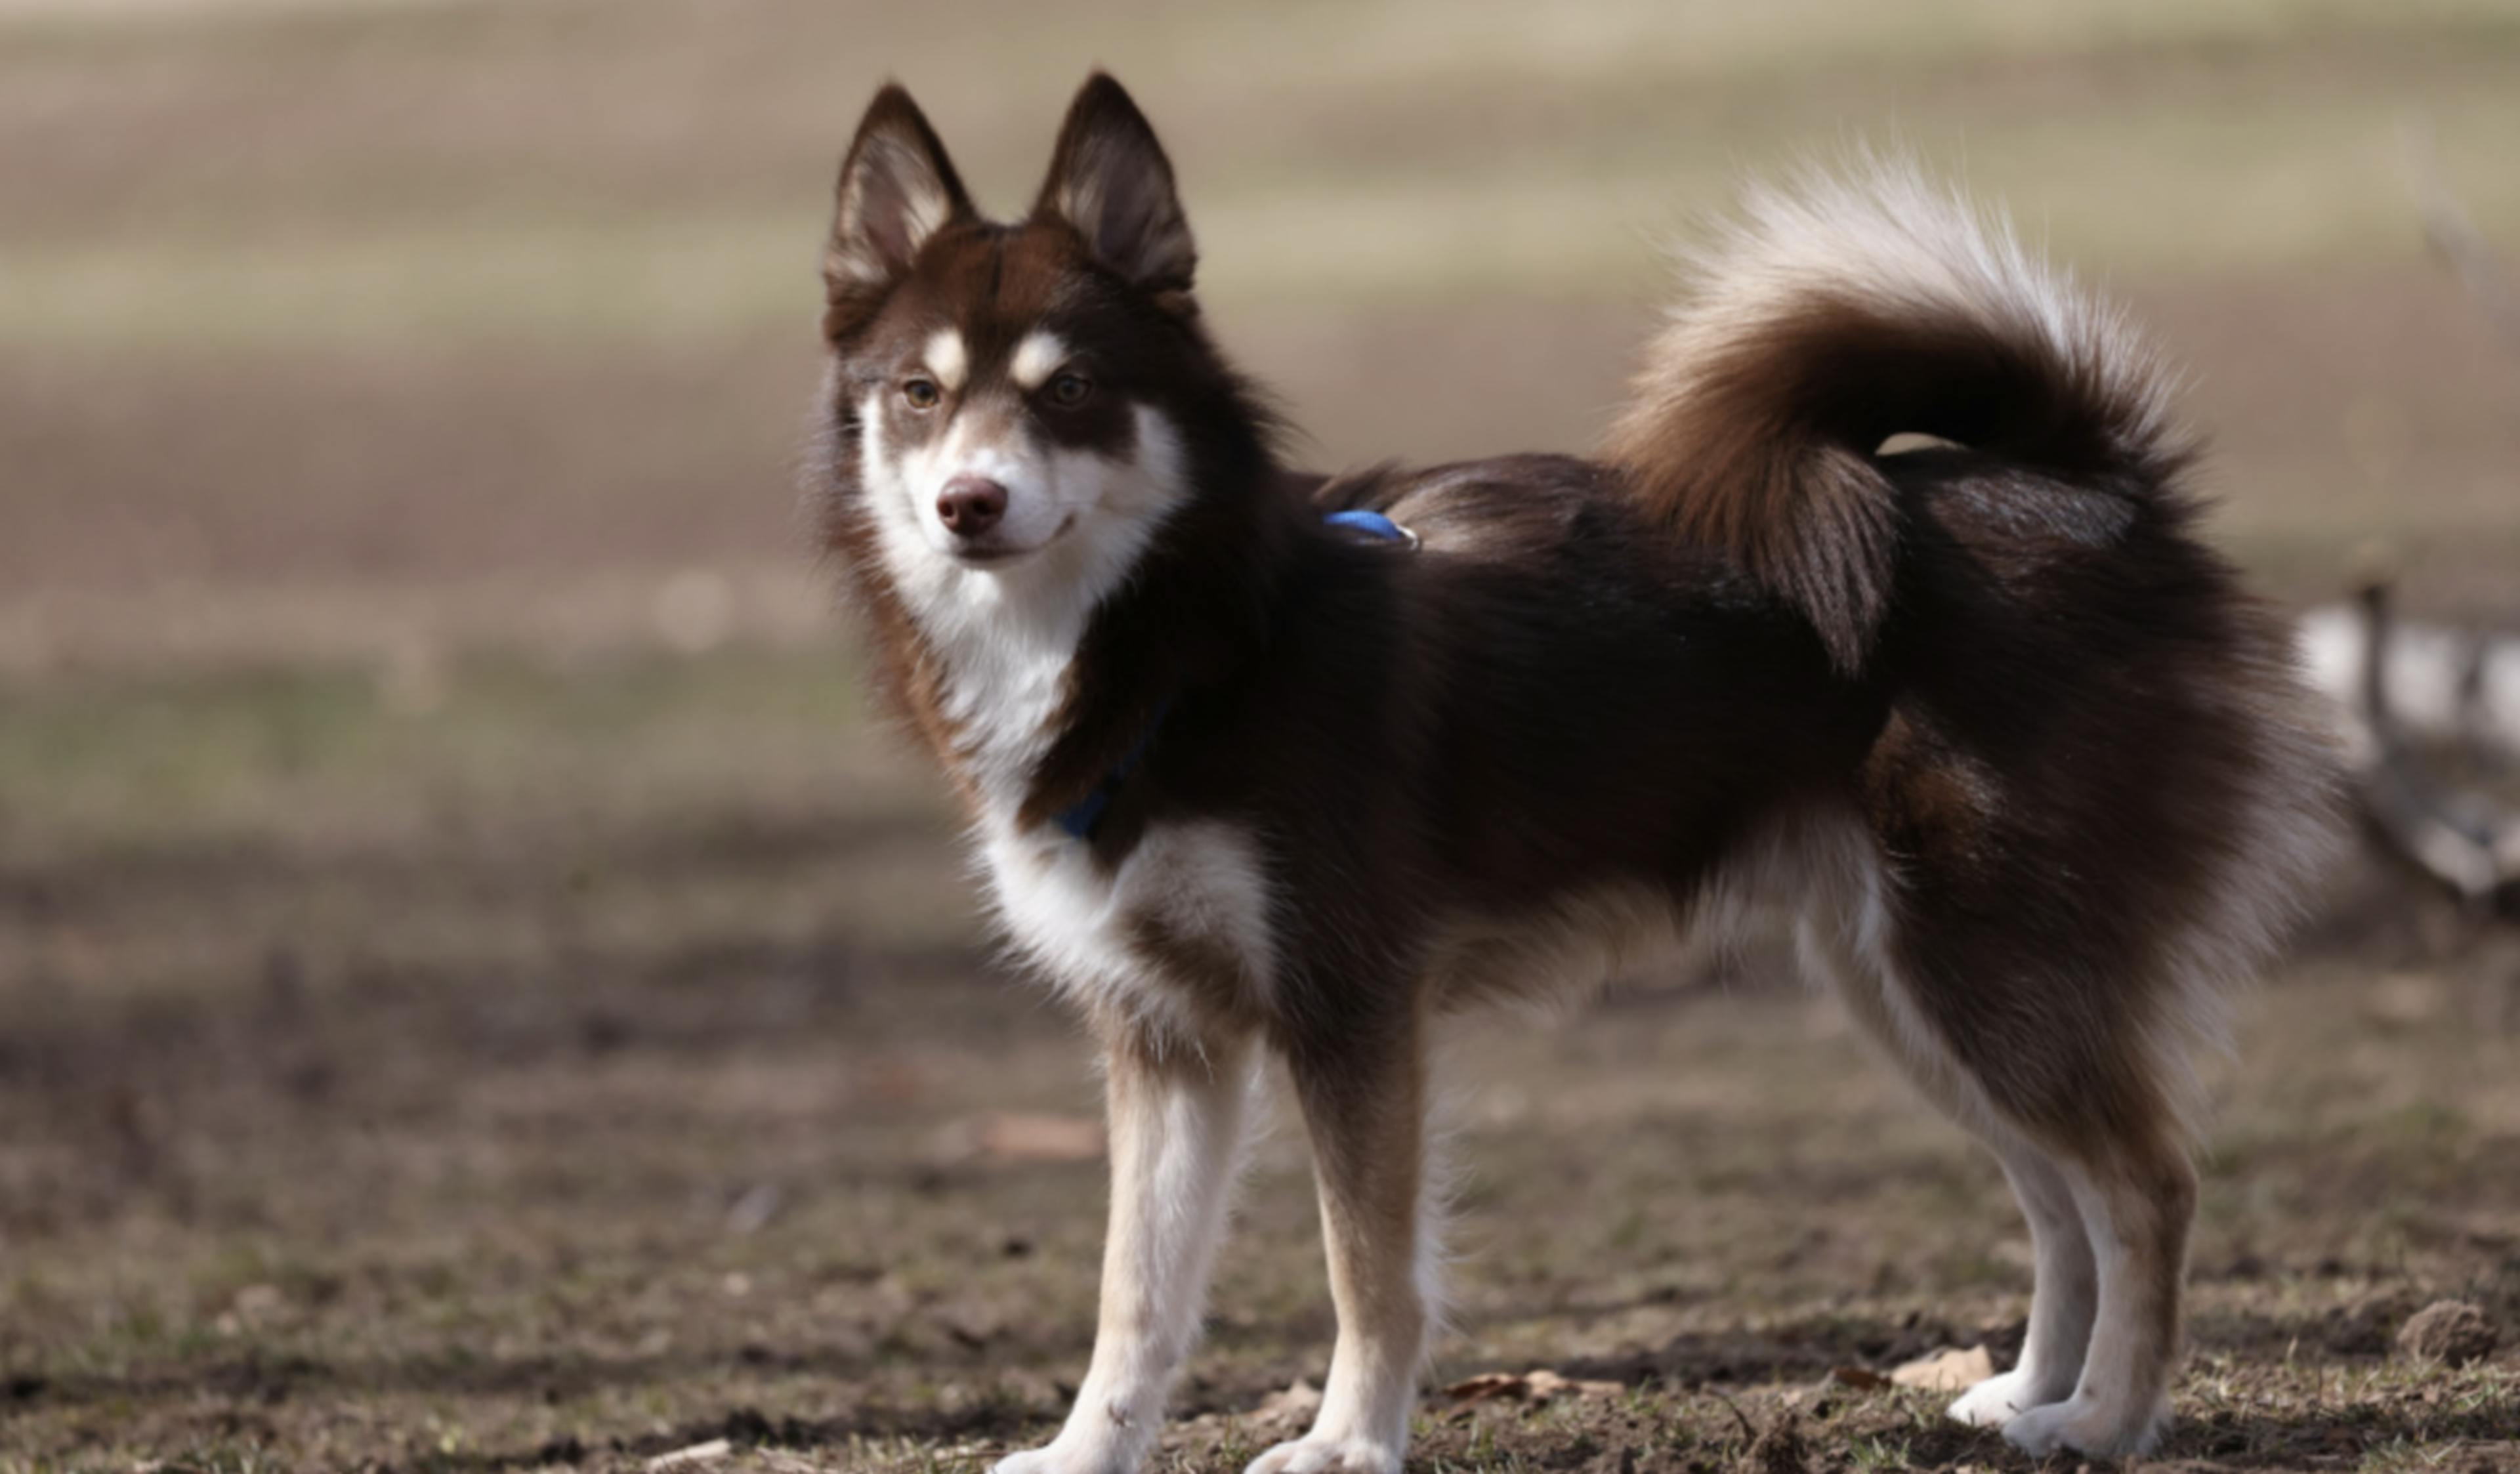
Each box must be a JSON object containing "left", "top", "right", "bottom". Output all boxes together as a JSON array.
[
  {"left": 1243, "top": 1433, "right": 1402, "bottom": 1474},
  {"left": 1946, "top": 1368, "right": 2065, "bottom": 1429},
  {"left": 992, "top": 1437, "right": 1132, "bottom": 1474},
  {"left": 2000, "top": 1393, "right": 2170, "bottom": 1460}
]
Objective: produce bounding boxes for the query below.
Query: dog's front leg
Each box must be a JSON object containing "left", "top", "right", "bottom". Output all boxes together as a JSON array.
[
  {"left": 1249, "top": 1025, "right": 1431, "bottom": 1474},
  {"left": 995, "top": 1028, "right": 1256, "bottom": 1474}
]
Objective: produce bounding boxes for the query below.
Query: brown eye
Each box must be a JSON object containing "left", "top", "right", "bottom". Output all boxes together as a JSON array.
[
  {"left": 1049, "top": 372, "right": 1092, "bottom": 407},
  {"left": 902, "top": 378, "right": 940, "bottom": 410}
]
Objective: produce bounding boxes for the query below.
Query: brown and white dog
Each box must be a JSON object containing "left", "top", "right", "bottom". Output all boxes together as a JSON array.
[{"left": 807, "top": 74, "right": 2338, "bottom": 1473}]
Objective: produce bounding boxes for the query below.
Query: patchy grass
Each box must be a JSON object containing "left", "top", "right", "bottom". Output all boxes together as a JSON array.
[{"left": 1, "top": 654, "right": 2516, "bottom": 1469}]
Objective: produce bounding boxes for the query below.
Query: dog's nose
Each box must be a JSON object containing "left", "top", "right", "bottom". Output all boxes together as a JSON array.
[{"left": 936, "top": 476, "right": 1008, "bottom": 539}]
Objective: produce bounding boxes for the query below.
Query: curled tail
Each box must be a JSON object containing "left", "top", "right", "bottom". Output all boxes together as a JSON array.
[{"left": 1604, "top": 163, "right": 2190, "bottom": 671}]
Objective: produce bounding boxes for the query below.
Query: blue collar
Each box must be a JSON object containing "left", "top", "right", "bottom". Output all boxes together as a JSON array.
[{"left": 1051, "top": 508, "right": 1414, "bottom": 841}]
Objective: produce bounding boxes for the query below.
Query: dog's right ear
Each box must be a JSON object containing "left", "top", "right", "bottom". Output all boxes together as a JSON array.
[{"left": 824, "top": 83, "right": 972, "bottom": 333}]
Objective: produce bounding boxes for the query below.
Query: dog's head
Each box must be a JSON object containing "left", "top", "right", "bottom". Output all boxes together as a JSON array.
[{"left": 818, "top": 74, "right": 1243, "bottom": 602}]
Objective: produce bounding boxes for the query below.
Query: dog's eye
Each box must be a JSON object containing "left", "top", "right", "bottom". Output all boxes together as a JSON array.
[
  {"left": 902, "top": 378, "right": 941, "bottom": 410},
  {"left": 1048, "top": 372, "right": 1093, "bottom": 408}
]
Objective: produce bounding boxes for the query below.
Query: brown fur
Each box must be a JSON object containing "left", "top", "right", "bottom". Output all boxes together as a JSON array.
[{"left": 805, "top": 77, "right": 2342, "bottom": 1472}]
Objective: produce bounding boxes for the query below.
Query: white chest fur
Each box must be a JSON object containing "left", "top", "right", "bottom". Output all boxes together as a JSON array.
[
  {"left": 854, "top": 385, "right": 1270, "bottom": 1033},
  {"left": 980, "top": 817, "right": 1277, "bottom": 1039}
]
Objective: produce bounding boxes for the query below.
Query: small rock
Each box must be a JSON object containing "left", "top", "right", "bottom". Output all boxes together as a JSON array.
[
  {"left": 724, "top": 1183, "right": 783, "bottom": 1236},
  {"left": 2364, "top": 972, "right": 2448, "bottom": 1028},
  {"left": 1747, "top": 1409, "right": 1810, "bottom": 1474},
  {"left": 1889, "top": 1345, "right": 1994, "bottom": 1393},
  {"left": 1251, "top": 1378, "right": 1323, "bottom": 1427},
  {"left": 2397, "top": 1299, "right": 2498, "bottom": 1368}
]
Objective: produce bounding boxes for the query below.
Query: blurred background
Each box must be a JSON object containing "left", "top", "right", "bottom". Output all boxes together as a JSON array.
[{"left": 3, "top": 3, "right": 2517, "bottom": 1471}]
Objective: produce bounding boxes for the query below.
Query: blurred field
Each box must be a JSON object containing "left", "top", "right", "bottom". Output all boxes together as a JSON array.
[
  {"left": 6, "top": 0, "right": 2520, "bottom": 667},
  {"left": 4, "top": 1, "right": 2520, "bottom": 1471}
]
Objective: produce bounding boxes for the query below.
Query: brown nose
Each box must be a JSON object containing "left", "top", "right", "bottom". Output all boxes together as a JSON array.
[{"left": 936, "top": 475, "right": 1007, "bottom": 538}]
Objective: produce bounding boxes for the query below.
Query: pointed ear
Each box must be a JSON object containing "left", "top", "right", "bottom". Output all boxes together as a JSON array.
[
  {"left": 825, "top": 83, "right": 972, "bottom": 312},
  {"left": 1032, "top": 73, "right": 1196, "bottom": 296}
]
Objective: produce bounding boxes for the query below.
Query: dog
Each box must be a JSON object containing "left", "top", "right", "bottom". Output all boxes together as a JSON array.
[{"left": 805, "top": 73, "right": 2338, "bottom": 1474}]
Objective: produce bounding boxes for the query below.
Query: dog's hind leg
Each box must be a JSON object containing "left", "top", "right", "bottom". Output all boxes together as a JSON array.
[
  {"left": 1247, "top": 1015, "right": 1435, "bottom": 1474},
  {"left": 1793, "top": 826, "right": 2187, "bottom": 1458},
  {"left": 2001, "top": 1129, "right": 2195, "bottom": 1458},
  {"left": 994, "top": 1028, "right": 1258, "bottom": 1474},
  {"left": 1799, "top": 896, "right": 2095, "bottom": 1425},
  {"left": 1946, "top": 1142, "right": 2097, "bottom": 1425}
]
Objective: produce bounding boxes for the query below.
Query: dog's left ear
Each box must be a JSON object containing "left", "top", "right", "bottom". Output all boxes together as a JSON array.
[{"left": 1034, "top": 73, "right": 1197, "bottom": 299}]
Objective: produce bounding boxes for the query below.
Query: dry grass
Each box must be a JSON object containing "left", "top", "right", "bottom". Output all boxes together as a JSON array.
[{"left": 0, "top": 655, "right": 2515, "bottom": 1471}]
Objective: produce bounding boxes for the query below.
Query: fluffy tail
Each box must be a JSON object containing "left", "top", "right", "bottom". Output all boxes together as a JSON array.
[{"left": 1603, "top": 163, "right": 2189, "bottom": 671}]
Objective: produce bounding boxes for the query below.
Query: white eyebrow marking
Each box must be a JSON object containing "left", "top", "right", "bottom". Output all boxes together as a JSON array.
[
  {"left": 923, "top": 327, "right": 967, "bottom": 391},
  {"left": 1010, "top": 329, "right": 1070, "bottom": 391}
]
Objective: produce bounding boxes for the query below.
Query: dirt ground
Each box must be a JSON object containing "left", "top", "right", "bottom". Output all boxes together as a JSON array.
[
  {"left": 6, "top": 2, "right": 2520, "bottom": 1471},
  {"left": 1, "top": 654, "right": 2517, "bottom": 1473}
]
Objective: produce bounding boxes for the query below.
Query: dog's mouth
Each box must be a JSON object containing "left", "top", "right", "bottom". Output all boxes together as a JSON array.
[
  {"left": 946, "top": 513, "right": 1079, "bottom": 570},
  {"left": 948, "top": 545, "right": 1028, "bottom": 567}
]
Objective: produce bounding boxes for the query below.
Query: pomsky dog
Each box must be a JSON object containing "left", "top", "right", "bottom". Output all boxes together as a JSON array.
[{"left": 807, "top": 74, "right": 2336, "bottom": 1474}]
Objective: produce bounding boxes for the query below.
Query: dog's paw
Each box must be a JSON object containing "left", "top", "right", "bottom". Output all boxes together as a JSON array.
[
  {"left": 1946, "top": 1368, "right": 2065, "bottom": 1429},
  {"left": 1242, "top": 1433, "right": 1402, "bottom": 1474},
  {"left": 992, "top": 1439, "right": 1130, "bottom": 1474},
  {"left": 2000, "top": 1393, "right": 2170, "bottom": 1460}
]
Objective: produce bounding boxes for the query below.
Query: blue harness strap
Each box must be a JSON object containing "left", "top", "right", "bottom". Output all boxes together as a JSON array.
[
  {"left": 1052, "top": 698, "right": 1171, "bottom": 840},
  {"left": 1322, "top": 508, "right": 1418, "bottom": 546},
  {"left": 1051, "top": 509, "right": 1417, "bottom": 840}
]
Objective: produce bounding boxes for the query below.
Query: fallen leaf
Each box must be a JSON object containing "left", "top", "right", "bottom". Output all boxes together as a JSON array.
[
  {"left": 646, "top": 1439, "right": 733, "bottom": 1471},
  {"left": 1829, "top": 1365, "right": 1892, "bottom": 1390},
  {"left": 934, "top": 1113, "right": 1106, "bottom": 1165},
  {"left": 1889, "top": 1345, "right": 1994, "bottom": 1393},
  {"left": 1526, "top": 1369, "right": 1624, "bottom": 1400},
  {"left": 1442, "top": 1369, "right": 1622, "bottom": 1404},
  {"left": 1444, "top": 1371, "right": 1529, "bottom": 1404}
]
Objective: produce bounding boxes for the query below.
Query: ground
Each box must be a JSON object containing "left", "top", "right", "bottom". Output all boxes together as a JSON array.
[
  {"left": 4, "top": 2, "right": 2520, "bottom": 1471},
  {"left": 2, "top": 654, "right": 2517, "bottom": 1473}
]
